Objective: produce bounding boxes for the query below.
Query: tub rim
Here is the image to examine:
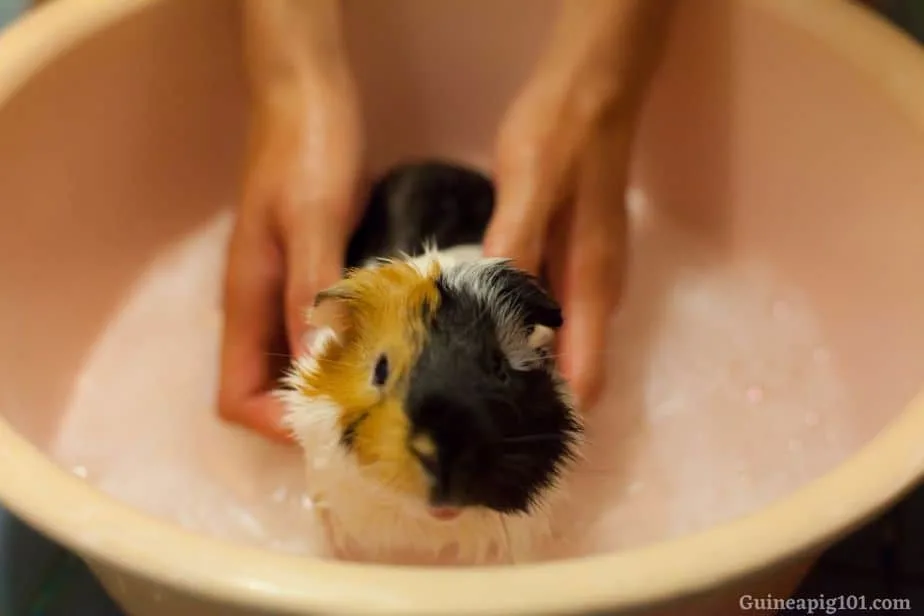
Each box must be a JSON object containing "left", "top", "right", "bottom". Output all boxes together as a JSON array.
[{"left": 1, "top": 0, "right": 924, "bottom": 614}]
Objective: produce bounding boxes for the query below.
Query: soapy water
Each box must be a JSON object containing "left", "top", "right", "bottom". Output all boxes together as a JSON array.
[{"left": 49, "top": 192, "right": 864, "bottom": 559}]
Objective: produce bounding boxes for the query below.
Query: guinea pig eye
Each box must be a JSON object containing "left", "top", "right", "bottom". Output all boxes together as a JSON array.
[{"left": 373, "top": 354, "right": 389, "bottom": 386}]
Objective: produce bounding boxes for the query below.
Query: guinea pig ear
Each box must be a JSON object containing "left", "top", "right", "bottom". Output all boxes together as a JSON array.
[
  {"left": 307, "top": 284, "right": 356, "bottom": 341},
  {"left": 494, "top": 264, "right": 564, "bottom": 330},
  {"left": 523, "top": 266, "right": 563, "bottom": 352},
  {"left": 521, "top": 282, "right": 561, "bottom": 353},
  {"left": 527, "top": 323, "right": 557, "bottom": 352}
]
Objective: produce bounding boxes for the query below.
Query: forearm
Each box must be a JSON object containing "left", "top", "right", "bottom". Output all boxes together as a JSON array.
[
  {"left": 241, "top": 0, "right": 349, "bottom": 102},
  {"left": 539, "top": 0, "right": 677, "bottom": 111}
]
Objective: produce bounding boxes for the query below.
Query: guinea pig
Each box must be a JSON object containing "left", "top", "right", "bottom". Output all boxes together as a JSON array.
[{"left": 278, "top": 160, "right": 585, "bottom": 565}]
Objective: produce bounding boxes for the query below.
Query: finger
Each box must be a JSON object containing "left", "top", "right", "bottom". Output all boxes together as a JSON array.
[
  {"left": 228, "top": 394, "right": 296, "bottom": 446},
  {"left": 284, "top": 210, "right": 351, "bottom": 357},
  {"left": 559, "top": 140, "right": 630, "bottom": 409},
  {"left": 218, "top": 214, "right": 287, "bottom": 429},
  {"left": 541, "top": 201, "right": 574, "bottom": 383},
  {"left": 542, "top": 204, "right": 572, "bottom": 307},
  {"left": 279, "top": 96, "right": 363, "bottom": 357},
  {"left": 482, "top": 100, "right": 582, "bottom": 274}
]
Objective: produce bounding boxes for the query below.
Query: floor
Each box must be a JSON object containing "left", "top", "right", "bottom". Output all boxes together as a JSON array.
[{"left": 1, "top": 1, "right": 924, "bottom": 615}]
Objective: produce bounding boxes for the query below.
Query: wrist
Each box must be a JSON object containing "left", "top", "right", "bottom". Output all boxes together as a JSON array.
[
  {"left": 536, "top": 0, "right": 676, "bottom": 115},
  {"left": 242, "top": 0, "right": 351, "bottom": 105},
  {"left": 250, "top": 59, "right": 353, "bottom": 114}
]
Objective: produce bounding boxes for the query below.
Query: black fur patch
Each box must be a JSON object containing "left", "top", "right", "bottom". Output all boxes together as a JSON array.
[
  {"left": 345, "top": 160, "right": 495, "bottom": 267},
  {"left": 486, "top": 266, "right": 564, "bottom": 330},
  {"left": 404, "top": 273, "right": 580, "bottom": 514}
]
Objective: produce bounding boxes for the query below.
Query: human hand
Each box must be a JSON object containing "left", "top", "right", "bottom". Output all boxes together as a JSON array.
[
  {"left": 218, "top": 22, "right": 363, "bottom": 444},
  {"left": 482, "top": 0, "right": 674, "bottom": 409}
]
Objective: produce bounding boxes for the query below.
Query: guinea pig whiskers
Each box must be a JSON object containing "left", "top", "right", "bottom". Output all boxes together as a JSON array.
[
  {"left": 542, "top": 347, "right": 619, "bottom": 361},
  {"left": 501, "top": 434, "right": 569, "bottom": 445},
  {"left": 274, "top": 348, "right": 368, "bottom": 371},
  {"left": 577, "top": 466, "right": 625, "bottom": 475},
  {"left": 312, "top": 357, "right": 369, "bottom": 370}
]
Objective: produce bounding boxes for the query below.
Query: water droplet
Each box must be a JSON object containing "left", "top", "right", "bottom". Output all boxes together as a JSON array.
[
  {"left": 746, "top": 386, "right": 764, "bottom": 404},
  {"left": 271, "top": 486, "right": 288, "bottom": 503},
  {"left": 71, "top": 466, "right": 88, "bottom": 479},
  {"left": 301, "top": 495, "right": 316, "bottom": 510}
]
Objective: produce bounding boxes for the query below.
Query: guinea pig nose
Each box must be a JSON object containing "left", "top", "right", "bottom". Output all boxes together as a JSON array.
[{"left": 428, "top": 506, "right": 462, "bottom": 521}]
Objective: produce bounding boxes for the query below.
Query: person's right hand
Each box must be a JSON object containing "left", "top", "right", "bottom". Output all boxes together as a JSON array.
[{"left": 218, "top": 61, "right": 363, "bottom": 445}]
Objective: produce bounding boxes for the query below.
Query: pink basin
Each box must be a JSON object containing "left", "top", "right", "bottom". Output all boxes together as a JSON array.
[{"left": 0, "top": 0, "right": 923, "bottom": 614}]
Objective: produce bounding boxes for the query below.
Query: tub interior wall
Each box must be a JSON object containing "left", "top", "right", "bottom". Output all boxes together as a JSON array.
[
  {"left": 0, "top": 0, "right": 247, "bottom": 444},
  {"left": 633, "top": 0, "right": 924, "bottom": 429},
  {"left": 0, "top": 0, "right": 923, "bottom": 556}
]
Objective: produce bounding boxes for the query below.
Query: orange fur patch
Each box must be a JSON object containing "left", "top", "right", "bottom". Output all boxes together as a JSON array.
[{"left": 300, "top": 258, "right": 442, "bottom": 498}]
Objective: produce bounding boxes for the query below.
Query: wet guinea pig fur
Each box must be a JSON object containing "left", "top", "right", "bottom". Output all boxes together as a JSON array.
[{"left": 278, "top": 160, "right": 585, "bottom": 565}]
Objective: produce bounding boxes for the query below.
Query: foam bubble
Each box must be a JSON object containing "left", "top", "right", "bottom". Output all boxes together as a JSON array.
[{"left": 48, "top": 208, "right": 864, "bottom": 561}]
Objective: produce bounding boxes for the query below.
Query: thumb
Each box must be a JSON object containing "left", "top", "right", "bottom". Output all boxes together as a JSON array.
[{"left": 283, "top": 212, "right": 351, "bottom": 357}]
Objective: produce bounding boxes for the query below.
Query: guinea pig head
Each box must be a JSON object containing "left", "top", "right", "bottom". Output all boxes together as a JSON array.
[{"left": 288, "top": 256, "right": 583, "bottom": 518}]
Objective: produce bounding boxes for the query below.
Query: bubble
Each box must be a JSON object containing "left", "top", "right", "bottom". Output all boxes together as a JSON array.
[{"left": 46, "top": 207, "right": 861, "bottom": 563}]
